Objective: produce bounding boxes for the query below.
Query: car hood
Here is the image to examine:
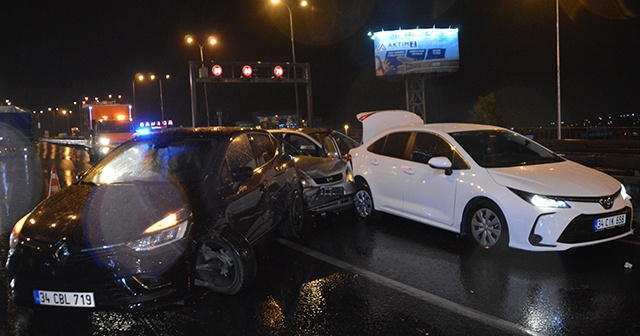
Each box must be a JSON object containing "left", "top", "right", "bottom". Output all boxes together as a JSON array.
[
  {"left": 20, "top": 182, "right": 188, "bottom": 249},
  {"left": 294, "top": 156, "right": 347, "bottom": 178},
  {"left": 487, "top": 160, "right": 620, "bottom": 197}
]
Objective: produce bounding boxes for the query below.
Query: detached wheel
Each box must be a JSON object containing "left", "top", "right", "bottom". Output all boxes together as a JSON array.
[
  {"left": 278, "top": 189, "right": 304, "bottom": 238},
  {"left": 354, "top": 180, "right": 380, "bottom": 221},
  {"left": 195, "top": 228, "right": 256, "bottom": 295},
  {"left": 466, "top": 200, "right": 509, "bottom": 253}
]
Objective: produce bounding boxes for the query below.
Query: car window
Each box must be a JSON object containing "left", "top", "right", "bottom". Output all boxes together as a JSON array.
[
  {"left": 219, "top": 134, "right": 257, "bottom": 186},
  {"left": 331, "top": 132, "right": 360, "bottom": 154},
  {"left": 411, "top": 132, "right": 468, "bottom": 169},
  {"left": 322, "top": 136, "right": 338, "bottom": 154},
  {"left": 225, "top": 134, "right": 257, "bottom": 170},
  {"left": 450, "top": 130, "right": 564, "bottom": 168},
  {"left": 250, "top": 133, "right": 276, "bottom": 166},
  {"left": 287, "top": 133, "right": 322, "bottom": 157},
  {"left": 367, "top": 132, "right": 411, "bottom": 160}
]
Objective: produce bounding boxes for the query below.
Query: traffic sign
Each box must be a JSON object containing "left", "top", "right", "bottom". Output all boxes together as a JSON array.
[
  {"left": 273, "top": 66, "right": 284, "bottom": 78},
  {"left": 242, "top": 65, "right": 253, "bottom": 77},
  {"left": 212, "top": 64, "right": 223, "bottom": 77}
]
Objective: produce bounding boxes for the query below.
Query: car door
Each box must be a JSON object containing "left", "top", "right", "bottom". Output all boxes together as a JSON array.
[
  {"left": 220, "top": 133, "right": 271, "bottom": 243},
  {"left": 248, "top": 132, "right": 286, "bottom": 230},
  {"left": 401, "top": 131, "right": 464, "bottom": 226},
  {"left": 364, "top": 131, "right": 412, "bottom": 213},
  {"left": 283, "top": 133, "right": 323, "bottom": 157}
]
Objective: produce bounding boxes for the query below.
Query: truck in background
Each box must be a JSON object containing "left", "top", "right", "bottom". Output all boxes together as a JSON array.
[{"left": 81, "top": 102, "right": 135, "bottom": 158}]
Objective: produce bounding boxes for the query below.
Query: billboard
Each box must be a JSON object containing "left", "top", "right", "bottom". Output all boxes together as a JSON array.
[{"left": 372, "top": 28, "right": 459, "bottom": 76}]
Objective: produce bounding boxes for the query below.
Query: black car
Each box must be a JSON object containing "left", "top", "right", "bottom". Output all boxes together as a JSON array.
[{"left": 5, "top": 127, "right": 305, "bottom": 311}]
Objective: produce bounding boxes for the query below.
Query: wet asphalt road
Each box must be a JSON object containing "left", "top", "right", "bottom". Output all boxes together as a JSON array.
[{"left": 1, "top": 141, "right": 640, "bottom": 335}]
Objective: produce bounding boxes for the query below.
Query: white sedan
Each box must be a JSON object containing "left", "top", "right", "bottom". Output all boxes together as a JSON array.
[{"left": 350, "top": 110, "right": 634, "bottom": 252}]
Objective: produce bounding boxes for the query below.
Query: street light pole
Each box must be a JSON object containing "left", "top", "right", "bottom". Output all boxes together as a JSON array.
[
  {"left": 185, "top": 35, "right": 217, "bottom": 127},
  {"left": 555, "top": 0, "right": 562, "bottom": 140},
  {"left": 159, "top": 74, "right": 170, "bottom": 121},
  {"left": 132, "top": 77, "right": 138, "bottom": 120},
  {"left": 272, "top": 0, "right": 307, "bottom": 126},
  {"left": 49, "top": 108, "right": 56, "bottom": 137}
]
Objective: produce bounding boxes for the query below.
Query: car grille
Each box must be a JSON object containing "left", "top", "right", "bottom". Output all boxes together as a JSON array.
[
  {"left": 313, "top": 173, "right": 343, "bottom": 185},
  {"left": 557, "top": 207, "right": 632, "bottom": 244},
  {"left": 12, "top": 242, "right": 176, "bottom": 309},
  {"left": 17, "top": 239, "right": 115, "bottom": 281}
]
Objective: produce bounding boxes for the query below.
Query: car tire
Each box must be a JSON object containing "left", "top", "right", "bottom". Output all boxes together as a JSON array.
[
  {"left": 354, "top": 179, "right": 380, "bottom": 221},
  {"left": 278, "top": 188, "right": 304, "bottom": 238},
  {"left": 194, "top": 228, "right": 257, "bottom": 295},
  {"left": 465, "top": 200, "right": 509, "bottom": 253}
]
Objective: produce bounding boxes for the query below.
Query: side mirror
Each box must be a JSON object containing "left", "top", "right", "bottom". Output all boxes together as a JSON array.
[
  {"left": 326, "top": 151, "right": 339, "bottom": 160},
  {"left": 428, "top": 156, "right": 453, "bottom": 176},
  {"left": 231, "top": 166, "right": 254, "bottom": 183}
]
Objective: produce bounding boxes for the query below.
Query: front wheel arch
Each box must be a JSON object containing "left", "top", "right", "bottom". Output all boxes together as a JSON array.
[
  {"left": 194, "top": 227, "right": 257, "bottom": 295},
  {"left": 462, "top": 198, "right": 510, "bottom": 253}
]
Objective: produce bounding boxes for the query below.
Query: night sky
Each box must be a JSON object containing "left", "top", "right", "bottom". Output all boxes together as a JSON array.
[{"left": 1, "top": 0, "right": 638, "bottom": 131}]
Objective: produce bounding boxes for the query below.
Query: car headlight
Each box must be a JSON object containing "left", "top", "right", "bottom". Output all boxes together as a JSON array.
[
  {"left": 509, "top": 188, "right": 571, "bottom": 209},
  {"left": 9, "top": 213, "right": 31, "bottom": 251},
  {"left": 621, "top": 184, "right": 632, "bottom": 201},
  {"left": 346, "top": 169, "right": 354, "bottom": 183},
  {"left": 300, "top": 177, "right": 312, "bottom": 188},
  {"left": 98, "top": 137, "right": 110, "bottom": 146},
  {"left": 126, "top": 210, "right": 189, "bottom": 251}
]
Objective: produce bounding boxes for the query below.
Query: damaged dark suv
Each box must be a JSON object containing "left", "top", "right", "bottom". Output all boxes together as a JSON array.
[{"left": 6, "top": 127, "right": 304, "bottom": 311}]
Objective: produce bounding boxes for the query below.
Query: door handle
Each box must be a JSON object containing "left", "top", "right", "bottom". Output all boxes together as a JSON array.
[
  {"left": 401, "top": 166, "right": 414, "bottom": 175},
  {"left": 370, "top": 159, "right": 379, "bottom": 166}
]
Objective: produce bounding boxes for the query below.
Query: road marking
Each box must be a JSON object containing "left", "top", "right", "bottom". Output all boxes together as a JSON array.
[
  {"left": 276, "top": 238, "right": 540, "bottom": 336},
  {"left": 620, "top": 238, "right": 640, "bottom": 246}
]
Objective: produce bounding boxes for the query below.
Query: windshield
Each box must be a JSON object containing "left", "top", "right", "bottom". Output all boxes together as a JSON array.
[
  {"left": 99, "top": 120, "right": 134, "bottom": 133},
  {"left": 450, "top": 130, "right": 563, "bottom": 168},
  {"left": 307, "top": 131, "right": 359, "bottom": 156},
  {"left": 82, "top": 138, "right": 217, "bottom": 185}
]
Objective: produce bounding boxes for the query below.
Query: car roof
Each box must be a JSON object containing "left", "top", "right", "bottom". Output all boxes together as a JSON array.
[
  {"left": 138, "top": 126, "right": 268, "bottom": 141},
  {"left": 269, "top": 128, "right": 329, "bottom": 134},
  {"left": 357, "top": 110, "right": 510, "bottom": 143},
  {"left": 364, "top": 122, "right": 511, "bottom": 143}
]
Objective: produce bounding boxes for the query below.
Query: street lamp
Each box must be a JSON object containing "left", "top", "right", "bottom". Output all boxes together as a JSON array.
[
  {"left": 271, "top": 0, "right": 308, "bottom": 126},
  {"left": 185, "top": 34, "right": 217, "bottom": 126},
  {"left": 344, "top": 124, "right": 349, "bottom": 135},
  {"left": 133, "top": 73, "right": 170, "bottom": 121}
]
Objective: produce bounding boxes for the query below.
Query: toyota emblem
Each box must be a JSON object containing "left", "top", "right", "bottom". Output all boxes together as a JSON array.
[{"left": 599, "top": 196, "right": 614, "bottom": 210}]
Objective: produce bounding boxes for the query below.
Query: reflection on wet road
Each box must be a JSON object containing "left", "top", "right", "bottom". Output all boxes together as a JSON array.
[
  {"left": 0, "top": 141, "right": 92, "bottom": 234},
  {"left": 0, "top": 142, "right": 639, "bottom": 335}
]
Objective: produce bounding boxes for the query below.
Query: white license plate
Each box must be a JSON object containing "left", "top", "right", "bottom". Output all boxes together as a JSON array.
[
  {"left": 594, "top": 214, "right": 626, "bottom": 231},
  {"left": 34, "top": 290, "right": 95, "bottom": 307},
  {"left": 319, "top": 187, "right": 344, "bottom": 196}
]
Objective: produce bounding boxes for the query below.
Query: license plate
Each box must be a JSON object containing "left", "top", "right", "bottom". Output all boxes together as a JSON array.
[
  {"left": 319, "top": 187, "right": 344, "bottom": 196},
  {"left": 34, "top": 290, "right": 95, "bottom": 307},
  {"left": 594, "top": 214, "right": 626, "bottom": 231}
]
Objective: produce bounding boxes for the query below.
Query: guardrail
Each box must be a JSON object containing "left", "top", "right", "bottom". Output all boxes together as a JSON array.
[{"left": 514, "top": 126, "right": 640, "bottom": 141}]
